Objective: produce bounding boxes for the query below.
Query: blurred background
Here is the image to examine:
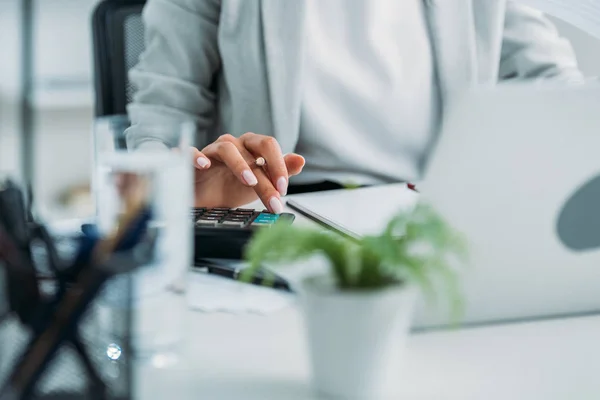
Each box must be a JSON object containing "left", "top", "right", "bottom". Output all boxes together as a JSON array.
[{"left": 0, "top": 0, "right": 599, "bottom": 221}]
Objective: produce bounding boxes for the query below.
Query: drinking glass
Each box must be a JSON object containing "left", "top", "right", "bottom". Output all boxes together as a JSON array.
[{"left": 92, "top": 116, "right": 195, "bottom": 367}]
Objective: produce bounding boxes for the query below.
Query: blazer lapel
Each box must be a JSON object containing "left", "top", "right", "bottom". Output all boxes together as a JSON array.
[
  {"left": 426, "top": 0, "right": 479, "bottom": 103},
  {"left": 261, "top": 0, "right": 306, "bottom": 154}
]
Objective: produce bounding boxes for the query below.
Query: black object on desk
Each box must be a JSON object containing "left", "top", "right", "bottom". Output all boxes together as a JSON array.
[
  {"left": 192, "top": 207, "right": 295, "bottom": 260},
  {"left": 0, "top": 177, "right": 153, "bottom": 400},
  {"left": 194, "top": 258, "right": 293, "bottom": 293}
]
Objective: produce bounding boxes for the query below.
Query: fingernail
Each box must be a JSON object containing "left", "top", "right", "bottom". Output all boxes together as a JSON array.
[
  {"left": 269, "top": 197, "right": 284, "bottom": 214},
  {"left": 242, "top": 170, "right": 258, "bottom": 186},
  {"left": 197, "top": 157, "right": 209, "bottom": 168},
  {"left": 276, "top": 177, "right": 288, "bottom": 196}
]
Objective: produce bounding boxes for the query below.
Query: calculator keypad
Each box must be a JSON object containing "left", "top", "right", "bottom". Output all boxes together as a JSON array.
[{"left": 191, "top": 208, "right": 281, "bottom": 228}]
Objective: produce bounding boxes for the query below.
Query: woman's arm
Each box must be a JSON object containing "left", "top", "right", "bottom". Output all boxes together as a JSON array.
[
  {"left": 126, "top": 0, "right": 221, "bottom": 149},
  {"left": 499, "top": 2, "right": 584, "bottom": 83}
]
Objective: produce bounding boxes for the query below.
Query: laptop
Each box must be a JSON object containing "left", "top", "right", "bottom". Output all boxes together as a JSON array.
[
  {"left": 288, "top": 82, "right": 600, "bottom": 329},
  {"left": 286, "top": 183, "right": 419, "bottom": 241}
]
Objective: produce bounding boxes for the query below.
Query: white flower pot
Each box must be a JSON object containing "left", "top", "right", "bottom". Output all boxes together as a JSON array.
[{"left": 300, "top": 276, "right": 417, "bottom": 399}]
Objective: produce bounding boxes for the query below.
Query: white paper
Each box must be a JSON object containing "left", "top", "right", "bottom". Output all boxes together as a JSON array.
[
  {"left": 518, "top": 0, "right": 600, "bottom": 40},
  {"left": 186, "top": 271, "right": 296, "bottom": 315}
]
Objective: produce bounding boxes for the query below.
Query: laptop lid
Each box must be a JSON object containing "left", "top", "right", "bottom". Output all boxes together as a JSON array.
[{"left": 415, "top": 82, "right": 600, "bottom": 328}]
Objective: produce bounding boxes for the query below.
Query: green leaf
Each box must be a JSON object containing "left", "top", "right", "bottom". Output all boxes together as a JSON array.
[
  {"left": 242, "top": 201, "right": 470, "bottom": 322},
  {"left": 241, "top": 223, "right": 353, "bottom": 288}
]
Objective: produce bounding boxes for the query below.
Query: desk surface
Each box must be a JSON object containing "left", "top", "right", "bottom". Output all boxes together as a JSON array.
[
  {"left": 137, "top": 309, "right": 600, "bottom": 400},
  {"left": 133, "top": 201, "right": 599, "bottom": 400}
]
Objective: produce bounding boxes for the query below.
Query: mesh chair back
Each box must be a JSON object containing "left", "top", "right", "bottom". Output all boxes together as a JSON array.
[
  {"left": 92, "top": 0, "right": 146, "bottom": 117},
  {"left": 123, "top": 13, "right": 145, "bottom": 105}
]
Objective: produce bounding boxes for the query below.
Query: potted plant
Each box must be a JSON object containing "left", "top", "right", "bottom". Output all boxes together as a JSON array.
[{"left": 242, "top": 202, "right": 468, "bottom": 399}]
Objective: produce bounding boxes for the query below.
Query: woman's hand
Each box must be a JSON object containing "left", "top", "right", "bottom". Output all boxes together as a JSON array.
[{"left": 191, "top": 133, "right": 305, "bottom": 213}]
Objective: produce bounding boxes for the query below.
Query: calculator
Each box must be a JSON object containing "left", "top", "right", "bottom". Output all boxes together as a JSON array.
[{"left": 192, "top": 207, "right": 295, "bottom": 260}]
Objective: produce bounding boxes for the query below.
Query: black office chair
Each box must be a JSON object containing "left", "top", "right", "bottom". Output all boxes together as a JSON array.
[{"left": 92, "top": 0, "right": 146, "bottom": 118}]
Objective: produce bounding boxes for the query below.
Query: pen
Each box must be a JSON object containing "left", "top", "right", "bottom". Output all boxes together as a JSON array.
[{"left": 194, "top": 259, "right": 292, "bottom": 292}]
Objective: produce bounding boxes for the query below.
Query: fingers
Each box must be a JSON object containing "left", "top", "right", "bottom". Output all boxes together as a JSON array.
[
  {"left": 253, "top": 153, "right": 304, "bottom": 214},
  {"left": 240, "top": 133, "right": 289, "bottom": 196},
  {"left": 284, "top": 154, "right": 305, "bottom": 177},
  {"left": 253, "top": 174, "right": 284, "bottom": 214},
  {"left": 211, "top": 135, "right": 284, "bottom": 213},
  {"left": 202, "top": 140, "right": 259, "bottom": 187},
  {"left": 191, "top": 147, "right": 211, "bottom": 170},
  {"left": 201, "top": 133, "right": 305, "bottom": 214}
]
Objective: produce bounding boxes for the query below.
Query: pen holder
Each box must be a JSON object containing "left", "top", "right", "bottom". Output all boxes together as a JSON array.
[
  {"left": 0, "top": 274, "right": 134, "bottom": 400},
  {"left": 0, "top": 174, "right": 156, "bottom": 399}
]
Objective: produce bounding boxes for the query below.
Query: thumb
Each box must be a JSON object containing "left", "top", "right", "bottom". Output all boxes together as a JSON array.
[{"left": 284, "top": 153, "right": 305, "bottom": 176}]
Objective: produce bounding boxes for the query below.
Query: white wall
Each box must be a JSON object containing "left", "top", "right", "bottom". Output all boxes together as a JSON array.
[
  {"left": 32, "top": 0, "right": 98, "bottom": 218},
  {"left": 34, "top": 0, "right": 97, "bottom": 82},
  {"left": 34, "top": 109, "right": 94, "bottom": 218},
  {"left": 0, "top": 0, "right": 23, "bottom": 178}
]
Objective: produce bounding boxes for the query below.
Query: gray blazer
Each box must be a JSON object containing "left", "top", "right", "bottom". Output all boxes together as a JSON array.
[{"left": 127, "top": 0, "right": 583, "bottom": 153}]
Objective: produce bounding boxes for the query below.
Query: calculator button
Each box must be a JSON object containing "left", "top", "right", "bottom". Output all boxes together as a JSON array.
[
  {"left": 253, "top": 221, "right": 275, "bottom": 225},
  {"left": 257, "top": 212, "right": 278, "bottom": 218},
  {"left": 221, "top": 220, "right": 246, "bottom": 227},
  {"left": 199, "top": 216, "right": 221, "bottom": 221},
  {"left": 223, "top": 219, "right": 248, "bottom": 224},
  {"left": 251, "top": 222, "right": 273, "bottom": 227},
  {"left": 232, "top": 211, "right": 253, "bottom": 216},
  {"left": 211, "top": 208, "right": 231, "bottom": 212},
  {"left": 196, "top": 220, "right": 217, "bottom": 227},
  {"left": 224, "top": 215, "right": 248, "bottom": 221},
  {"left": 229, "top": 213, "right": 251, "bottom": 218},
  {"left": 252, "top": 219, "right": 277, "bottom": 225},
  {"left": 254, "top": 213, "right": 280, "bottom": 221},
  {"left": 235, "top": 208, "right": 255, "bottom": 212}
]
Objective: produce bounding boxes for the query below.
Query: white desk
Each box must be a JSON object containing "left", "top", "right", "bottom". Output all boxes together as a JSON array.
[
  {"left": 137, "top": 308, "right": 600, "bottom": 400},
  {"left": 134, "top": 202, "right": 600, "bottom": 400}
]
